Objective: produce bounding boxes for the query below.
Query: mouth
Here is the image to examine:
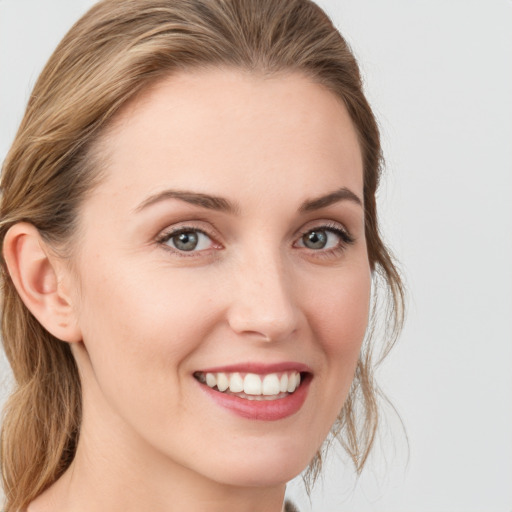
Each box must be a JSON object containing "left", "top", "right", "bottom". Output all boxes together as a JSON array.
[
  {"left": 193, "top": 370, "right": 304, "bottom": 401},
  {"left": 193, "top": 364, "right": 312, "bottom": 421}
]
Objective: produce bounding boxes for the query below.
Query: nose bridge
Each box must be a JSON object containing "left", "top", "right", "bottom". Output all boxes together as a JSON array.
[{"left": 227, "top": 244, "right": 298, "bottom": 341}]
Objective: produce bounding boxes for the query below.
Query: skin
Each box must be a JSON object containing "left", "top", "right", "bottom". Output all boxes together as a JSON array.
[{"left": 26, "top": 69, "right": 371, "bottom": 512}]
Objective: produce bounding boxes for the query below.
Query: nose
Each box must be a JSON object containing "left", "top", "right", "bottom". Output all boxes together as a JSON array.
[{"left": 226, "top": 249, "right": 300, "bottom": 343}]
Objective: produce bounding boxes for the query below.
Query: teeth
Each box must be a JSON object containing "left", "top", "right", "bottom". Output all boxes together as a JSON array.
[
  {"left": 229, "top": 372, "right": 244, "bottom": 393},
  {"left": 244, "top": 373, "right": 262, "bottom": 395},
  {"left": 201, "top": 371, "right": 302, "bottom": 397},
  {"left": 217, "top": 372, "right": 229, "bottom": 392},
  {"left": 262, "top": 374, "right": 280, "bottom": 395},
  {"left": 279, "top": 373, "right": 288, "bottom": 393},
  {"left": 206, "top": 373, "right": 217, "bottom": 388},
  {"left": 287, "top": 372, "right": 300, "bottom": 392}
]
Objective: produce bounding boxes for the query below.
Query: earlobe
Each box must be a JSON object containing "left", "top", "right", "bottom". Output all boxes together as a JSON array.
[{"left": 3, "top": 222, "right": 82, "bottom": 343}]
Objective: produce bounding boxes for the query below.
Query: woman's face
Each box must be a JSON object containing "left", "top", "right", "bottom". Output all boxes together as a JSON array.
[{"left": 68, "top": 69, "right": 371, "bottom": 487}]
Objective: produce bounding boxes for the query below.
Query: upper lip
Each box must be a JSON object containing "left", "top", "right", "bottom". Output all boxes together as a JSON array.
[{"left": 195, "top": 362, "right": 312, "bottom": 375}]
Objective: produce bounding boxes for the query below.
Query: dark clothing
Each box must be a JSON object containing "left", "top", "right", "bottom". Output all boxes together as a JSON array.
[{"left": 284, "top": 500, "right": 299, "bottom": 512}]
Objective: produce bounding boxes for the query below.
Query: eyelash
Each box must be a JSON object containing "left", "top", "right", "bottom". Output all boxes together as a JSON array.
[
  {"left": 156, "top": 225, "right": 220, "bottom": 256},
  {"left": 156, "top": 222, "right": 355, "bottom": 257},
  {"left": 295, "top": 223, "right": 355, "bottom": 257}
]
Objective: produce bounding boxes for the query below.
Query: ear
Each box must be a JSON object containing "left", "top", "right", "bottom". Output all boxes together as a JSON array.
[{"left": 3, "top": 222, "right": 82, "bottom": 343}]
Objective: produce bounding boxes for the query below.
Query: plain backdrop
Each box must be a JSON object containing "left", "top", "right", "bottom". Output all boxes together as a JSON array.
[{"left": 1, "top": 1, "right": 511, "bottom": 511}]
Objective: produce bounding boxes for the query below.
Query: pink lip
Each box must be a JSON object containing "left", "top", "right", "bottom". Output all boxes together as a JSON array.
[
  {"left": 197, "top": 361, "right": 312, "bottom": 375},
  {"left": 195, "top": 363, "right": 312, "bottom": 421}
]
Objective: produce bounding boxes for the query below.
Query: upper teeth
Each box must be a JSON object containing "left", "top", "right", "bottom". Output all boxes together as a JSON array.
[{"left": 200, "top": 371, "right": 301, "bottom": 396}]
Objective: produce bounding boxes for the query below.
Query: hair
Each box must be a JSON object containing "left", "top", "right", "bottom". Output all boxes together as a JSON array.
[{"left": 0, "top": 0, "right": 404, "bottom": 509}]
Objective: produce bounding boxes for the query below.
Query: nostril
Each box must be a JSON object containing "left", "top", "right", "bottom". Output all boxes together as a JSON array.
[{"left": 246, "top": 330, "right": 272, "bottom": 343}]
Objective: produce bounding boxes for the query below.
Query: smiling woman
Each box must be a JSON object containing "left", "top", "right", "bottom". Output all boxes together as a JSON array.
[{"left": 0, "top": 1, "right": 403, "bottom": 511}]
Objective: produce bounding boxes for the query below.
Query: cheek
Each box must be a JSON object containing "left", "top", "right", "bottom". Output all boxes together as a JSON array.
[
  {"left": 72, "top": 260, "right": 230, "bottom": 453},
  {"left": 308, "top": 262, "right": 371, "bottom": 353},
  {"left": 305, "top": 261, "right": 371, "bottom": 403},
  {"left": 74, "top": 259, "right": 220, "bottom": 393}
]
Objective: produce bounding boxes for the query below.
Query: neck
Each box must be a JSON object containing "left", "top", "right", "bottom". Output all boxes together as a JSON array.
[
  {"left": 28, "top": 385, "right": 288, "bottom": 512},
  {"left": 34, "top": 464, "right": 287, "bottom": 512}
]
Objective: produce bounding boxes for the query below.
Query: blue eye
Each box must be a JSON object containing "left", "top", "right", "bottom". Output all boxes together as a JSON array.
[
  {"left": 296, "top": 226, "right": 354, "bottom": 251},
  {"left": 302, "top": 230, "right": 329, "bottom": 249},
  {"left": 162, "top": 229, "right": 213, "bottom": 252},
  {"left": 300, "top": 229, "right": 338, "bottom": 250}
]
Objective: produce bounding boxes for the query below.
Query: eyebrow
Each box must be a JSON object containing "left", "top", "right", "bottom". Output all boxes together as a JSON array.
[
  {"left": 135, "top": 186, "right": 362, "bottom": 214},
  {"left": 298, "top": 187, "right": 363, "bottom": 212},
  {"left": 135, "top": 190, "right": 239, "bottom": 214}
]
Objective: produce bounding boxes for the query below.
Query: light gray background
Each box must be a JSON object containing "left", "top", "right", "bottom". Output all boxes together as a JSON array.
[{"left": 1, "top": 1, "right": 511, "bottom": 511}]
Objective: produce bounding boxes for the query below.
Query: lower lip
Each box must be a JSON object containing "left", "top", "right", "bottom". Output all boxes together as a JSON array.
[{"left": 198, "top": 375, "right": 311, "bottom": 421}]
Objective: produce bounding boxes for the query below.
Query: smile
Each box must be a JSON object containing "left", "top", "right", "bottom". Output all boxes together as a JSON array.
[
  {"left": 194, "top": 364, "right": 312, "bottom": 421},
  {"left": 194, "top": 371, "right": 301, "bottom": 400}
]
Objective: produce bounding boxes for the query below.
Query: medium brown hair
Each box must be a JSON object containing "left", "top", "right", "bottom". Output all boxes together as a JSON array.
[{"left": 0, "top": 0, "right": 404, "bottom": 509}]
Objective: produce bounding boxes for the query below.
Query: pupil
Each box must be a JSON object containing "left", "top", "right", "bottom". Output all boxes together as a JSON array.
[
  {"left": 174, "top": 231, "right": 198, "bottom": 251},
  {"left": 304, "top": 230, "right": 327, "bottom": 249}
]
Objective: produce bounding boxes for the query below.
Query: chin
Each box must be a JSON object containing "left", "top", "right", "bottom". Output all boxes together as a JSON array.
[{"left": 199, "top": 439, "right": 316, "bottom": 488}]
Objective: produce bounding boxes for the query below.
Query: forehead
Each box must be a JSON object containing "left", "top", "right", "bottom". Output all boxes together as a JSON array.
[{"left": 93, "top": 68, "right": 363, "bottom": 210}]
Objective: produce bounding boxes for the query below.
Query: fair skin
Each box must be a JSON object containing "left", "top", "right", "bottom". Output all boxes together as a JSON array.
[{"left": 7, "top": 69, "right": 371, "bottom": 512}]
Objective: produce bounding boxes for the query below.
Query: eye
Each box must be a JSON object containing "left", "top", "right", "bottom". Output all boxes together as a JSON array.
[
  {"left": 295, "top": 225, "right": 354, "bottom": 252},
  {"left": 301, "top": 229, "right": 332, "bottom": 250},
  {"left": 160, "top": 228, "right": 214, "bottom": 252}
]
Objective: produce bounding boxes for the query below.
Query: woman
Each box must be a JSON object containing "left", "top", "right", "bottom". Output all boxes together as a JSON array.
[{"left": 0, "top": 0, "right": 403, "bottom": 510}]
